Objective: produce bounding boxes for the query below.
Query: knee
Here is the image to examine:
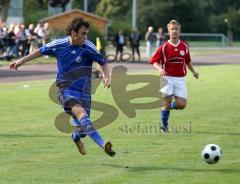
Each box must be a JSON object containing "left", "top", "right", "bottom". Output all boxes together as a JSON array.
[
  {"left": 162, "top": 98, "right": 172, "bottom": 110},
  {"left": 176, "top": 101, "right": 187, "bottom": 109},
  {"left": 72, "top": 105, "right": 87, "bottom": 119},
  {"left": 162, "top": 103, "right": 171, "bottom": 111}
]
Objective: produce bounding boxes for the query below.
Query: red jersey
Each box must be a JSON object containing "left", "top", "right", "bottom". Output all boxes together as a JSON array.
[{"left": 150, "top": 40, "right": 191, "bottom": 77}]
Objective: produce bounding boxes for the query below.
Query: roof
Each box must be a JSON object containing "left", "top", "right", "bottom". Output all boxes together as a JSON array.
[{"left": 40, "top": 9, "right": 109, "bottom": 23}]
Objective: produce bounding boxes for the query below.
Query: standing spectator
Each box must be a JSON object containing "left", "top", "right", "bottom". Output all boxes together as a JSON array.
[
  {"left": 156, "top": 27, "right": 165, "bottom": 47},
  {"left": 25, "top": 24, "right": 39, "bottom": 54},
  {"left": 43, "top": 22, "right": 51, "bottom": 45},
  {"left": 5, "top": 23, "right": 16, "bottom": 60},
  {"left": 34, "top": 23, "right": 45, "bottom": 47},
  {"left": 15, "top": 24, "right": 27, "bottom": 57},
  {"left": 114, "top": 30, "right": 125, "bottom": 61},
  {"left": 129, "top": 28, "right": 141, "bottom": 62},
  {"left": 145, "top": 26, "right": 155, "bottom": 59},
  {"left": 0, "top": 21, "right": 7, "bottom": 54}
]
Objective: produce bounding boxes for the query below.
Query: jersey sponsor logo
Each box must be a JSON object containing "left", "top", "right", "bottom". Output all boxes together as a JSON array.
[
  {"left": 75, "top": 55, "right": 82, "bottom": 63},
  {"left": 71, "top": 50, "right": 76, "bottom": 54},
  {"left": 169, "top": 57, "right": 183, "bottom": 63},
  {"left": 180, "top": 50, "right": 185, "bottom": 56}
]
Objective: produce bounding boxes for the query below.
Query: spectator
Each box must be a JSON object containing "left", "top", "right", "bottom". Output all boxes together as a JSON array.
[
  {"left": 34, "top": 23, "right": 45, "bottom": 47},
  {"left": 25, "top": 24, "right": 38, "bottom": 54},
  {"left": 15, "top": 24, "right": 27, "bottom": 57},
  {"left": 114, "top": 30, "right": 125, "bottom": 61},
  {"left": 4, "top": 23, "right": 16, "bottom": 61},
  {"left": 43, "top": 22, "right": 51, "bottom": 45},
  {"left": 145, "top": 26, "right": 156, "bottom": 59},
  {"left": 129, "top": 28, "right": 141, "bottom": 62},
  {"left": 0, "top": 21, "right": 7, "bottom": 54},
  {"left": 156, "top": 27, "right": 165, "bottom": 47}
]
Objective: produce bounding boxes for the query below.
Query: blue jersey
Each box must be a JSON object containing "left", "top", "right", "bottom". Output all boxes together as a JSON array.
[{"left": 39, "top": 36, "right": 106, "bottom": 93}]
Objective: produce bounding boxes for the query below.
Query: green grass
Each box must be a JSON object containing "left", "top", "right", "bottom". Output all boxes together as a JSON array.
[
  {"left": 188, "top": 41, "right": 240, "bottom": 48},
  {"left": 0, "top": 65, "right": 240, "bottom": 184},
  {"left": 190, "top": 47, "right": 240, "bottom": 56}
]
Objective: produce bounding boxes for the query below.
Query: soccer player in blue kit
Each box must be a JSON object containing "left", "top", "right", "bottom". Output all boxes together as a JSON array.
[{"left": 9, "top": 17, "right": 116, "bottom": 157}]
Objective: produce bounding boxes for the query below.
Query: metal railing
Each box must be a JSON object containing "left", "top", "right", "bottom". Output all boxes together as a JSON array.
[{"left": 164, "top": 33, "right": 228, "bottom": 47}]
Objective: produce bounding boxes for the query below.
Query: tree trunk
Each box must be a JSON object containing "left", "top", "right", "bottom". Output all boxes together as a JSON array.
[
  {"left": 227, "top": 31, "right": 233, "bottom": 47},
  {"left": 1, "top": 0, "right": 10, "bottom": 22}
]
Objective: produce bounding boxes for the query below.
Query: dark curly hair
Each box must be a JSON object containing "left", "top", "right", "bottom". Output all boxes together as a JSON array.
[{"left": 66, "top": 17, "right": 90, "bottom": 35}]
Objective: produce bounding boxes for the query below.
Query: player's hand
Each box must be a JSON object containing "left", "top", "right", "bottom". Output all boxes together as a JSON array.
[
  {"left": 103, "top": 77, "right": 111, "bottom": 88},
  {"left": 193, "top": 72, "right": 199, "bottom": 79},
  {"left": 9, "top": 59, "right": 24, "bottom": 70},
  {"left": 159, "top": 68, "right": 166, "bottom": 77}
]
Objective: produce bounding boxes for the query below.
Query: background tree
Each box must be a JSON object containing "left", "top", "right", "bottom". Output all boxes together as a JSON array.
[
  {"left": 5, "top": 0, "right": 239, "bottom": 40},
  {"left": 95, "top": 0, "right": 131, "bottom": 19},
  {"left": 24, "top": 0, "right": 48, "bottom": 25},
  {"left": 94, "top": 0, "right": 240, "bottom": 40},
  {"left": 138, "top": 0, "right": 211, "bottom": 33},
  {"left": 95, "top": 0, "right": 132, "bottom": 37},
  {"left": 1, "top": 0, "right": 10, "bottom": 22},
  {"left": 72, "top": 0, "right": 99, "bottom": 12}
]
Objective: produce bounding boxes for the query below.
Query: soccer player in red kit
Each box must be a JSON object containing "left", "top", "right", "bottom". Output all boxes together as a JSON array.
[{"left": 150, "top": 20, "right": 199, "bottom": 132}]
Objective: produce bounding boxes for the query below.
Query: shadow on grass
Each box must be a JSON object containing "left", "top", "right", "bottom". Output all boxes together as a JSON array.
[
  {"left": 102, "top": 164, "right": 240, "bottom": 173},
  {"left": 0, "top": 133, "right": 65, "bottom": 138},
  {"left": 194, "top": 131, "right": 240, "bottom": 136}
]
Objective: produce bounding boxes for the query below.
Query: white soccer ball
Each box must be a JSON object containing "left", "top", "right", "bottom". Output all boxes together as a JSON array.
[{"left": 201, "top": 144, "right": 222, "bottom": 164}]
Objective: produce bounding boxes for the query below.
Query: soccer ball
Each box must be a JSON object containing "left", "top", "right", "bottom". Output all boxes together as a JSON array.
[{"left": 201, "top": 144, "right": 222, "bottom": 164}]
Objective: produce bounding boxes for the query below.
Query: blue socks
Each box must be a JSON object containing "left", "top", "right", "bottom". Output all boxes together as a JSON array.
[
  {"left": 161, "top": 110, "right": 170, "bottom": 128},
  {"left": 72, "top": 117, "right": 87, "bottom": 139},
  {"left": 72, "top": 131, "right": 81, "bottom": 141},
  {"left": 73, "top": 116, "right": 105, "bottom": 147},
  {"left": 161, "top": 101, "right": 178, "bottom": 129}
]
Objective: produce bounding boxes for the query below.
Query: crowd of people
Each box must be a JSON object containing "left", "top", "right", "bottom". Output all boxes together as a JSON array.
[
  {"left": 1, "top": 20, "right": 166, "bottom": 62},
  {"left": 0, "top": 21, "right": 51, "bottom": 61}
]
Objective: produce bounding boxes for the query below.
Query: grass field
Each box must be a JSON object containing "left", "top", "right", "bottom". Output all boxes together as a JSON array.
[{"left": 0, "top": 65, "right": 240, "bottom": 184}]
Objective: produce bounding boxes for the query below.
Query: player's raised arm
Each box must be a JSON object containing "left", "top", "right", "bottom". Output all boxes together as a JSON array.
[{"left": 9, "top": 49, "right": 42, "bottom": 70}]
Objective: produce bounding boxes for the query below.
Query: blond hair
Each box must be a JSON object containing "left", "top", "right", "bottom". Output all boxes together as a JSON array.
[{"left": 167, "top": 20, "right": 181, "bottom": 29}]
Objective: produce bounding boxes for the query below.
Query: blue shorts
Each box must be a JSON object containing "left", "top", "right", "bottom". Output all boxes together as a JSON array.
[{"left": 57, "top": 88, "right": 91, "bottom": 116}]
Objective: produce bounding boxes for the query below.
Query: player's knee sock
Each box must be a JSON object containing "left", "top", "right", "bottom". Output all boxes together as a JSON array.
[
  {"left": 161, "top": 110, "right": 170, "bottom": 128},
  {"left": 72, "top": 131, "right": 81, "bottom": 141},
  {"left": 170, "top": 101, "right": 177, "bottom": 110},
  {"left": 72, "top": 117, "right": 87, "bottom": 139},
  {"left": 79, "top": 116, "right": 105, "bottom": 147}
]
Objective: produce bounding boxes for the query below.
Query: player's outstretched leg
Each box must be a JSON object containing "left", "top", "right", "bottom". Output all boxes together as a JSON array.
[
  {"left": 71, "top": 104, "right": 116, "bottom": 157},
  {"left": 78, "top": 115, "right": 116, "bottom": 157}
]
